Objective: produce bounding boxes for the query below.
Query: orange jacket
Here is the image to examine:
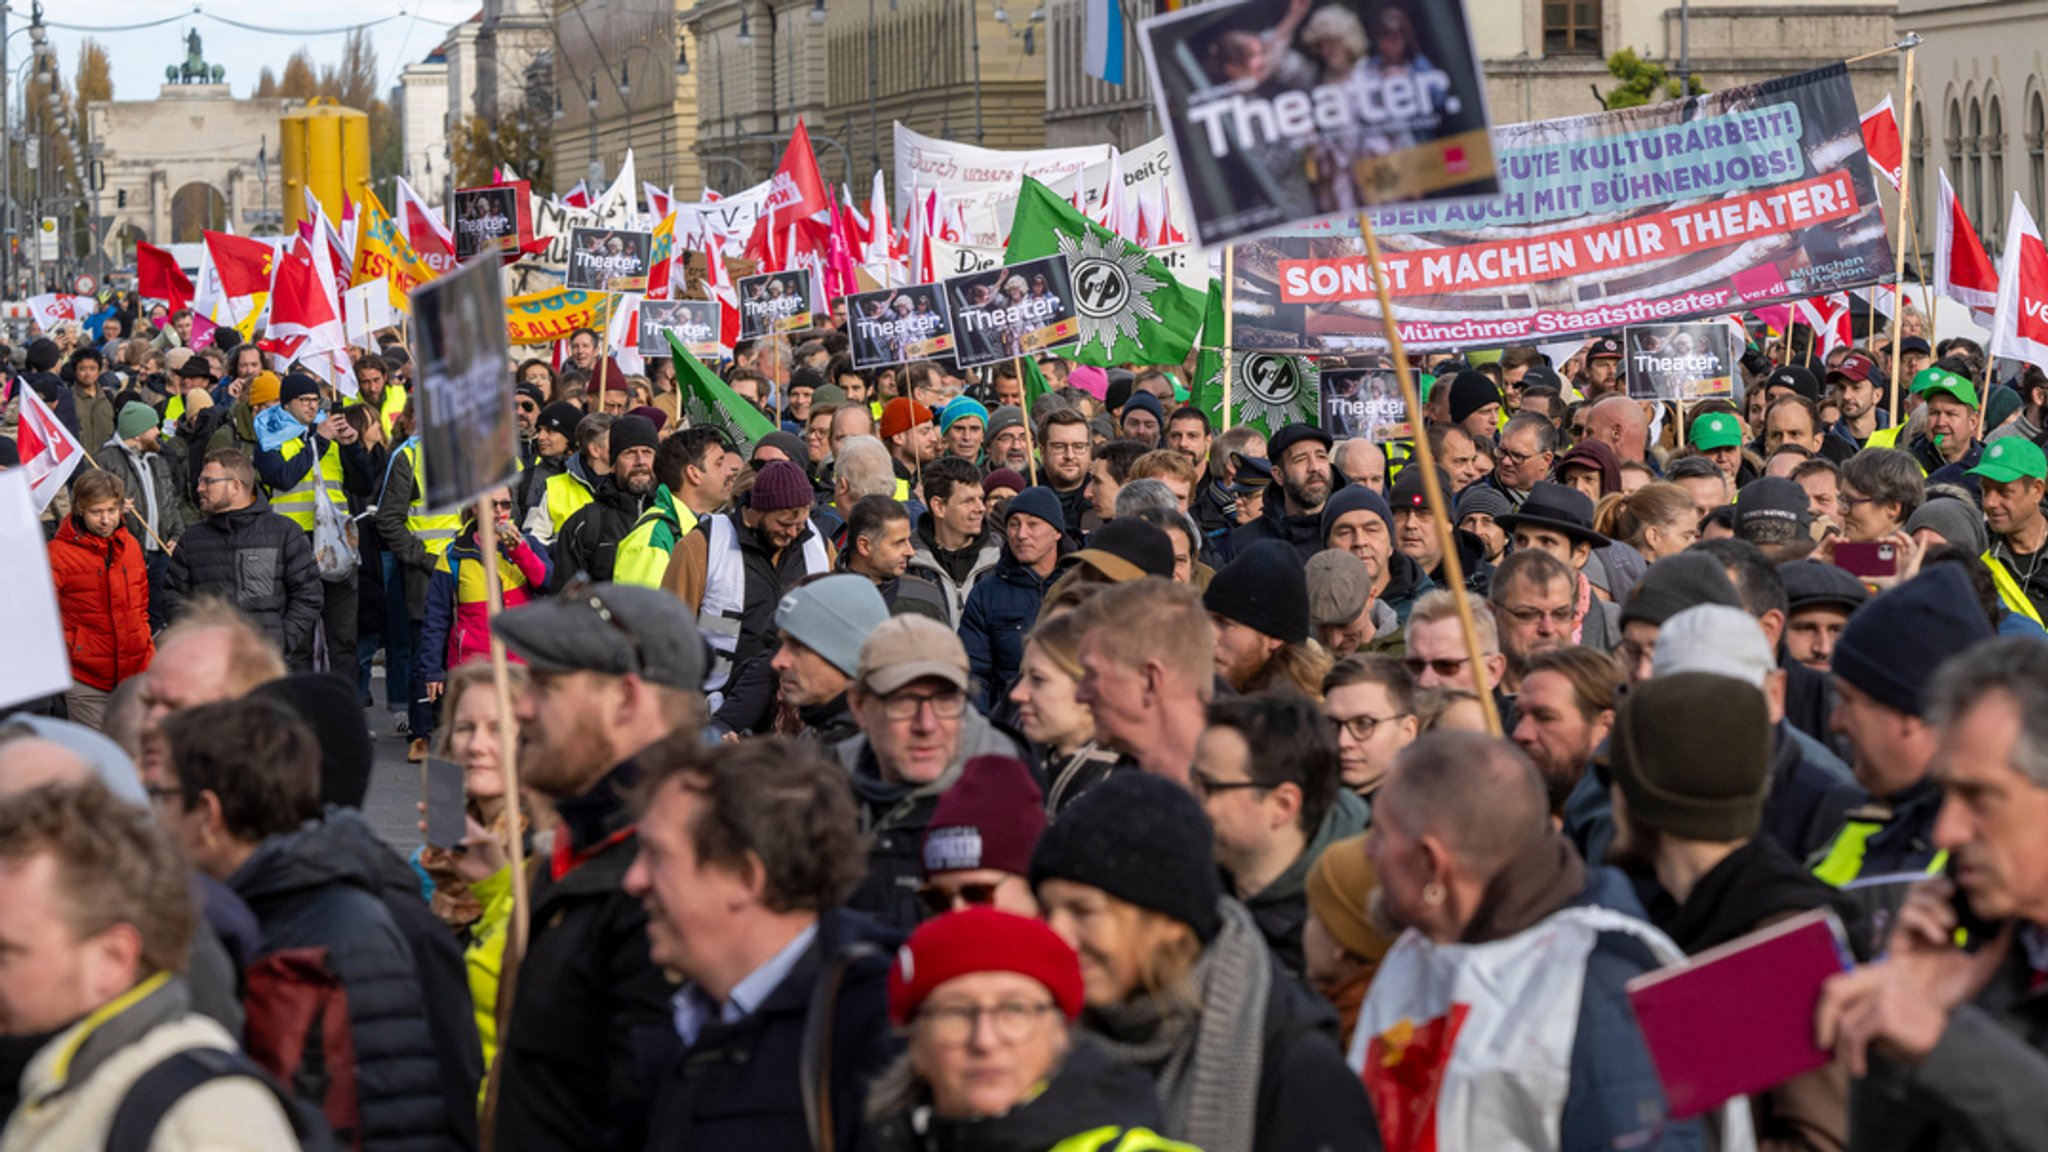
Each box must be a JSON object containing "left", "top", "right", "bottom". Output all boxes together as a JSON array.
[{"left": 48, "top": 517, "right": 154, "bottom": 691}]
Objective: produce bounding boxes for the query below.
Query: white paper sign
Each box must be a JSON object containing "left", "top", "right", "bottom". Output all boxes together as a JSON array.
[
  {"left": 0, "top": 471, "right": 72, "bottom": 710},
  {"left": 343, "top": 282, "right": 400, "bottom": 351}
]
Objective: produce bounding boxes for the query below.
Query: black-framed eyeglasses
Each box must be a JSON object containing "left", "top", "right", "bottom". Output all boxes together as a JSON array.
[
  {"left": 877, "top": 689, "right": 967, "bottom": 721},
  {"left": 1500, "top": 604, "right": 1575, "bottom": 627},
  {"left": 560, "top": 576, "right": 648, "bottom": 675},
  {"left": 1189, "top": 768, "right": 1271, "bottom": 799},
  {"left": 917, "top": 881, "right": 1000, "bottom": 916},
  {"left": 1327, "top": 712, "right": 1411, "bottom": 742},
  {"left": 1497, "top": 445, "right": 1550, "bottom": 468}
]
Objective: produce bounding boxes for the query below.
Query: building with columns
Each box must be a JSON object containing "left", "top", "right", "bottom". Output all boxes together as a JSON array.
[{"left": 88, "top": 80, "right": 300, "bottom": 255}]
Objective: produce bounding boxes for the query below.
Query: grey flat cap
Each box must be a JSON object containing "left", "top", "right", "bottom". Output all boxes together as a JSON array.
[{"left": 491, "top": 582, "right": 709, "bottom": 691}]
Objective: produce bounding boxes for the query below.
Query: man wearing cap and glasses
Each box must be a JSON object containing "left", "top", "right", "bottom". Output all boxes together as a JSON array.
[
  {"left": 837, "top": 615, "right": 1025, "bottom": 931},
  {"left": 489, "top": 581, "right": 713, "bottom": 1152}
]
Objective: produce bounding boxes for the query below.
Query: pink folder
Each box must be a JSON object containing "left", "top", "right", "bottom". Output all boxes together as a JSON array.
[{"left": 1626, "top": 908, "right": 1853, "bottom": 1120}]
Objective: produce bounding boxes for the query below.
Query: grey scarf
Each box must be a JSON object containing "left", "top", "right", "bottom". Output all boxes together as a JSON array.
[{"left": 1084, "top": 897, "right": 1270, "bottom": 1152}]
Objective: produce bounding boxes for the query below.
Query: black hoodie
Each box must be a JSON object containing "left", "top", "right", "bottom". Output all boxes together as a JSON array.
[{"left": 1653, "top": 837, "right": 1872, "bottom": 961}]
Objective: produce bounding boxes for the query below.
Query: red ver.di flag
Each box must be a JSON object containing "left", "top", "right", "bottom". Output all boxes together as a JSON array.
[
  {"left": 1235, "top": 63, "right": 1894, "bottom": 352},
  {"left": 409, "top": 258, "right": 518, "bottom": 513},
  {"left": 1139, "top": 0, "right": 1498, "bottom": 247}
]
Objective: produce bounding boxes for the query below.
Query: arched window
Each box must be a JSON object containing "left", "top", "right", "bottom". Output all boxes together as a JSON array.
[
  {"left": 1989, "top": 95, "right": 2006, "bottom": 239},
  {"left": 1948, "top": 100, "right": 1965, "bottom": 197},
  {"left": 2030, "top": 90, "right": 2046, "bottom": 227},
  {"left": 1968, "top": 97, "right": 1985, "bottom": 236}
]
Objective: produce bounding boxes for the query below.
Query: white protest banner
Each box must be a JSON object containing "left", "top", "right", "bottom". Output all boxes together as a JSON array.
[
  {"left": 411, "top": 258, "right": 518, "bottom": 513},
  {"left": 893, "top": 123, "right": 1112, "bottom": 241},
  {"left": 930, "top": 239, "right": 1008, "bottom": 279},
  {"left": 0, "top": 471, "right": 71, "bottom": 710},
  {"left": 674, "top": 181, "right": 773, "bottom": 258},
  {"left": 343, "top": 282, "right": 401, "bottom": 351}
]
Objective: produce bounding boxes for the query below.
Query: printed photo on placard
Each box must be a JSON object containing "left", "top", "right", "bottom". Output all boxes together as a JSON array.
[
  {"left": 410, "top": 257, "right": 518, "bottom": 513},
  {"left": 453, "top": 183, "right": 531, "bottom": 260},
  {"left": 737, "top": 269, "right": 815, "bottom": 339},
  {"left": 942, "top": 255, "right": 1082, "bottom": 368},
  {"left": 566, "top": 226, "right": 654, "bottom": 291},
  {"left": 1321, "top": 366, "right": 1411, "bottom": 443},
  {"left": 639, "top": 299, "right": 724, "bottom": 359},
  {"left": 1624, "top": 323, "right": 1741, "bottom": 401},
  {"left": 847, "top": 285, "right": 956, "bottom": 368}
]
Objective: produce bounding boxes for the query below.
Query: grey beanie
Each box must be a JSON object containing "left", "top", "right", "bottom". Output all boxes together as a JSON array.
[{"left": 1904, "top": 495, "right": 1989, "bottom": 556}]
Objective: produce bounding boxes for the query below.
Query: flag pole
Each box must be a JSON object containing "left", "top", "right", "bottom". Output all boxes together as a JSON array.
[
  {"left": 1887, "top": 39, "right": 1920, "bottom": 425},
  {"left": 1014, "top": 355, "right": 1039, "bottom": 486},
  {"left": 472, "top": 491, "right": 530, "bottom": 1148},
  {"left": 1358, "top": 211, "right": 1501, "bottom": 737},
  {"left": 1220, "top": 248, "right": 1236, "bottom": 431},
  {"left": 82, "top": 456, "right": 175, "bottom": 554},
  {"left": 594, "top": 289, "right": 615, "bottom": 411}
]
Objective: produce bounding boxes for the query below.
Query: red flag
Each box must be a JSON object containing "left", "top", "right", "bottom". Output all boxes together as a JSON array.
[
  {"left": 560, "top": 181, "right": 591, "bottom": 210},
  {"left": 1936, "top": 168, "right": 1999, "bottom": 321},
  {"left": 1795, "top": 294, "right": 1855, "bottom": 356},
  {"left": 765, "top": 119, "right": 833, "bottom": 271},
  {"left": 1860, "top": 97, "right": 1903, "bottom": 191},
  {"left": 395, "top": 176, "right": 457, "bottom": 275},
  {"left": 266, "top": 233, "right": 346, "bottom": 359},
  {"left": 204, "top": 231, "right": 277, "bottom": 299},
  {"left": 136, "top": 243, "right": 194, "bottom": 313},
  {"left": 16, "top": 387, "right": 83, "bottom": 512},
  {"left": 1990, "top": 194, "right": 2048, "bottom": 371}
]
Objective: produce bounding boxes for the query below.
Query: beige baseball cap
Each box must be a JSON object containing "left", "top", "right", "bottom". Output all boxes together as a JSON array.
[{"left": 857, "top": 615, "right": 969, "bottom": 695}]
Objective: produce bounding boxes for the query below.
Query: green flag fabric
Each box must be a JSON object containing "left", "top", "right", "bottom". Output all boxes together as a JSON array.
[
  {"left": 1003, "top": 177, "right": 1205, "bottom": 368},
  {"left": 1188, "top": 276, "right": 1321, "bottom": 438},
  {"left": 668, "top": 333, "right": 779, "bottom": 453},
  {"left": 1021, "top": 354, "right": 1053, "bottom": 412}
]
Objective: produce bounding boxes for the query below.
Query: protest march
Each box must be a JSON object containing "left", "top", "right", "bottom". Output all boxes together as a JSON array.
[{"left": 9, "top": 1, "right": 2048, "bottom": 1150}]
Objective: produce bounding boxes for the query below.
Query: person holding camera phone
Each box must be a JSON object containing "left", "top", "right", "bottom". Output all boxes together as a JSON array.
[{"left": 416, "top": 487, "right": 553, "bottom": 729}]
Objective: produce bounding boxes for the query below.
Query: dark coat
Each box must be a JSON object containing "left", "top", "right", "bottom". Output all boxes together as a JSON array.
[
  {"left": 495, "top": 763, "right": 676, "bottom": 1152},
  {"left": 552, "top": 476, "right": 646, "bottom": 587},
  {"left": 642, "top": 909, "right": 904, "bottom": 1152},
  {"left": 869, "top": 1037, "right": 1168, "bottom": 1152},
  {"left": 229, "top": 813, "right": 455, "bottom": 1152},
  {"left": 959, "top": 551, "right": 1054, "bottom": 711},
  {"left": 160, "top": 496, "right": 323, "bottom": 666},
  {"left": 1247, "top": 947, "right": 1382, "bottom": 1152},
  {"left": 1229, "top": 495, "right": 1324, "bottom": 564},
  {"left": 375, "top": 445, "right": 435, "bottom": 617},
  {"left": 91, "top": 439, "right": 189, "bottom": 545},
  {"left": 1760, "top": 721, "right": 1867, "bottom": 866}
]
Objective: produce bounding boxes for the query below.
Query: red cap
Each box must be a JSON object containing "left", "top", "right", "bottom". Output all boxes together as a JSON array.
[
  {"left": 1827, "top": 353, "right": 1879, "bottom": 384},
  {"left": 887, "top": 907, "right": 1084, "bottom": 1026},
  {"left": 879, "top": 397, "right": 934, "bottom": 441}
]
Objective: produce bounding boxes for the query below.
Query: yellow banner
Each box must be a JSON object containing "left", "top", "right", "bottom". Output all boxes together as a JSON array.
[
  {"left": 352, "top": 189, "right": 438, "bottom": 310},
  {"left": 505, "top": 287, "right": 614, "bottom": 347}
]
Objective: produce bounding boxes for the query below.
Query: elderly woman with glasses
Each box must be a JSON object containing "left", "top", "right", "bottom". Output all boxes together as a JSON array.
[{"left": 868, "top": 907, "right": 1198, "bottom": 1152}]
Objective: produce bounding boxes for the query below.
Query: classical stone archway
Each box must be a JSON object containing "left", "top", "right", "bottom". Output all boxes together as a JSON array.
[{"left": 170, "top": 182, "right": 227, "bottom": 242}]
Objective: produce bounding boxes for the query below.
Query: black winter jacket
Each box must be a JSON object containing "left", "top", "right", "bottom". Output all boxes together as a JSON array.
[
  {"left": 552, "top": 475, "right": 646, "bottom": 586},
  {"left": 229, "top": 813, "right": 455, "bottom": 1152},
  {"left": 160, "top": 496, "right": 323, "bottom": 665},
  {"left": 1229, "top": 495, "right": 1324, "bottom": 564},
  {"left": 496, "top": 761, "right": 677, "bottom": 1152},
  {"left": 869, "top": 1037, "right": 1168, "bottom": 1152},
  {"left": 642, "top": 908, "right": 904, "bottom": 1152}
]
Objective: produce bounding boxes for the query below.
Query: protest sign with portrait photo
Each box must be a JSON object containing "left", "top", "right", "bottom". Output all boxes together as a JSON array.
[
  {"left": 410, "top": 258, "right": 519, "bottom": 513},
  {"left": 1321, "top": 365, "right": 1411, "bottom": 442},
  {"left": 1140, "top": 0, "right": 1497, "bottom": 247},
  {"left": 566, "top": 226, "right": 654, "bottom": 291},
  {"left": 943, "top": 255, "right": 1082, "bottom": 368},
  {"left": 1624, "top": 322, "right": 1742, "bottom": 401},
  {"left": 453, "top": 182, "right": 532, "bottom": 260},
  {"left": 847, "top": 285, "right": 956, "bottom": 368},
  {"left": 639, "top": 298, "right": 725, "bottom": 359},
  {"left": 738, "top": 269, "right": 815, "bottom": 339}
]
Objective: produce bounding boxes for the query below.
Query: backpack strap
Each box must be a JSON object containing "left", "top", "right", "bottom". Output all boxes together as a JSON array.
[
  {"left": 799, "top": 941, "right": 884, "bottom": 1152},
  {"left": 105, "top": 1046, "right": 333, "bottom": 1152}
]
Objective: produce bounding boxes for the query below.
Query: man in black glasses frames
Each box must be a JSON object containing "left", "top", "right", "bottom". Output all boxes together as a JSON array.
[{"left": 488, "top": 581, "right": 712, "bottom": 1149}]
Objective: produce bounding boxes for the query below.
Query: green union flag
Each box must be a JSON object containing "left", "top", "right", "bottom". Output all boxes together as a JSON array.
[
  {"left": 1190, "top": 276, "right": 1319, "bottom": 437},
  {"left": 1003, "top": 177, "right": 1204, "bottom": 368},
  {"left": 667, "top": 333, "right": 779, "bottom": 453}
]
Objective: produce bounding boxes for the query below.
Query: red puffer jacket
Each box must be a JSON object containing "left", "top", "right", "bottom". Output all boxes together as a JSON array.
[{"left": 48, "top": 517, "right": 154, "bottom": 691}]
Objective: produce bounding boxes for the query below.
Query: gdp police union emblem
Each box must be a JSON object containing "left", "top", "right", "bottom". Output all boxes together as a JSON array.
[
  {"left": 1233, "top": 352, "right": 1319, "bottom": 430},
  {"left": 1056, "top": 230, "right": 1165, "bottom": 360}
]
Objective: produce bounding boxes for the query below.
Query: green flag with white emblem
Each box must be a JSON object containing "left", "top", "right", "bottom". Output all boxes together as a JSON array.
[
  {"left": 1189, "top": 276, "right": 1319, "bottom": 435},
  {"left": 668, "top": 334, "right": 779, "bottom": 453},
  {"left": 1003, "top": 177, "right": 1205, "bottom": 368}
]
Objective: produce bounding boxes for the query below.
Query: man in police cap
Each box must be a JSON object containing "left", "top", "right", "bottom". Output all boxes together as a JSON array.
[{"left": 491, "top": 582, "right": 712, "bottom": 1152}]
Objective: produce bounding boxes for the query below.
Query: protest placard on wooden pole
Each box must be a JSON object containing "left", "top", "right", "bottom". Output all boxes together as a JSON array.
[
  {"left": 1357, "top": 213, "right": 1502, "bottom": 737},
  {"left": 1220, "top": 248, "right": 1236, "bottom": 431}
]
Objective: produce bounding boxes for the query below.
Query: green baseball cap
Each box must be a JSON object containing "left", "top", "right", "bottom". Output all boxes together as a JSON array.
[
  {"left": 1689, "top": 412, "right": 1744, "bottom": 451},
  {"left": 1912, "top": 366, "right": 1980, "bottom": 409},
  {"left": 1968, "top": 437, "right": 2048, "bottom": 484}
]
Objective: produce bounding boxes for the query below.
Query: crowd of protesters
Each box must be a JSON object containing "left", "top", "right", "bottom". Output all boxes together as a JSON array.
[{"left": 0, "top": 291, "right": 2045, "bottom": 1152}]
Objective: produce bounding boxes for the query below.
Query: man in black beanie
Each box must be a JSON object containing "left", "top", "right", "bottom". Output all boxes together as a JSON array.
[
  {"left": 1616, "top": 552, "right": 1744, "bottom": 682},
  {"left": 555, "top": 413, "right": 658, "bottom": 584},
  {"left": 1203, "top": 539, "right": 1328, "bottom": 696},
  {"left": 1813, "top": 564, "right": 1994, "bottom": 886},
  {"left": 1446, "top": 370, "right": 1503, "bottom": 443}
]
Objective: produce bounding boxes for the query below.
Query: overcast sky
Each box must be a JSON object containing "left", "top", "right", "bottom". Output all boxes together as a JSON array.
[{"left": 28, "top": 0, "right": 477, "bottom": 105}]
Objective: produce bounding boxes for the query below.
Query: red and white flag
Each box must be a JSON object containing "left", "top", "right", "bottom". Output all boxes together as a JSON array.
[
  {"left": 25, "top": 294, "right": 94, "bottom": 332},
  {"left": 395, "top": 176, "right": 456, "bottom": 275},
  {"left": 266, "top": 232, "right": 353, "bottom": 392},
  {"left": 701, "top": 228, "right": 741, "bottom": 353},
  {"left": 1860, "top": 96, "right": 1903, "bottom": 190},
  {"left": 1935, "top": 168, "right": 2000, "bottom": 322},
  {"left": 558, "top": 181, "right": 591, "bottom": 210},
  {"left": 1990, "top": 192, "right": 2048, "bottom": 372},
  {"left": 1795, "top": 293, "right": 1855, "bottom": 356},
  {"left": 16, "top": 387, "right": 83, "bottom": 512},
  {"left": 644, "top": 182, "right": 676, "bottom": 225}
]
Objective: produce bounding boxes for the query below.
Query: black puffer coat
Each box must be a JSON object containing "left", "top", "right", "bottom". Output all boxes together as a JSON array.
[
  {"left": 160, "top": 495, "right": 323, "bottom": 665},
  {"left": 229, "top": 812, "right": 456, "bottom": 1152}
]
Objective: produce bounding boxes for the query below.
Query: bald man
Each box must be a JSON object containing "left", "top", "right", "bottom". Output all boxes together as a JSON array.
[
  {"left": 1333, "top": 438, "right": 1388, "bottom": 495},
  {"left": 1582, "top": 397, "right": 1650, "bottom": 465},
  {"left": 139, "top": 602, "right": 288, "bottom": 784}
]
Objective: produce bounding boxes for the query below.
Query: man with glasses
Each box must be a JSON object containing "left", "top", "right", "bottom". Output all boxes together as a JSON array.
[
  {"left": 1192, "top": 692, "right": 1366, "bottom": 975},
  {"left": 1037, "top": 409, "right": 1095, "bottom": 531},
  {"left": 1489, "top": 549, "right": 1586, "bottom": 696},
  {"left": 1401, "top": 590, "right": 1507, "bottom": 711},
  {"left": 161, "top": 449, "right": 324, "bottom": 670},
  {"left": 1321, "top": 653, "right": 1419, "bottom": 800},
  {"left": 1491, "top": 413, "right": 1558, "bottom": 510},
  {"left": 838, "top": 616, "right": 1025, "bottom": 931},
  {"left": 491, "top": 581, "right": 714, "bottom": 1152},
  {"left": 1498, "top": 481, "right": 1622, "bottom": 652}
]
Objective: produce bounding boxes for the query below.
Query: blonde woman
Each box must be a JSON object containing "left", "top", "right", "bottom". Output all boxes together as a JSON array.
[
  {"left": 1009, "top": 608, "right": 1120, "bottom": 814},
  {"left": 1594, "top": 481, "right": 1701, "bottom": 564}
]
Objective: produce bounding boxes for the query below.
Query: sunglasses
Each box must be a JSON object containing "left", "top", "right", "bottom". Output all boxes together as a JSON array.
[
  {"left": 917, "top": 882, "right": 1000, "bottom": 916},
  {"left": 1402, "top": 655, "right": 1474, "bottom": 678}
]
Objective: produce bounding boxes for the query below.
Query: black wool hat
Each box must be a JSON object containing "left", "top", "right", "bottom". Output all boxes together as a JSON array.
[
  {"left": 1203, "top": 538, "right": 1310, "bottom": 644},
  {"left": 1447, "top": 370, "right": 1501, "bottom": 424},
  {"left": 537, "top": 401, "right": 583, "bottom": 437},
  {"left": 250, "top": 673, "right": 374, "bottom": 809},
  {"left": 1620, "top": 552, "right": 1743, "bottom": 629},
  {"left": 608, "top": 415, "right": 659, "bottom": 465},
  {"left": 1832, "top": 564, "right": 1992, "bottom": 717},
  {"left": 1030, "top": 771, "right": 1223, "bottom": 943}
]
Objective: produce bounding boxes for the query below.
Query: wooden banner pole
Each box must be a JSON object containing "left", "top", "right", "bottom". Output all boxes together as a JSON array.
[
  {"left": 1887, "top": 42, "right": 1920, "bottom": 425},
  {"left": 473, "top": 493, "right": 531, "bottom": 1015},
  {"left": 1014, "top": 354, "right": 1039, "bottom": 486},
  {"left": 1220, "top": 248, "right": 1236, "bottom": 431},
  {"left": 1358, "top": 212, "right": 1502, "bottom": 737},
  {"left": 83, "top": 456, "right": 175, "bottom": 554}
]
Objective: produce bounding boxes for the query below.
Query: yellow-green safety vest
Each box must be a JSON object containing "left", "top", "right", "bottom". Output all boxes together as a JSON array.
[
  {"left": 269, "top": 434, "right": 345, "bottom": 532},
  {"left": 351, "top": 384, "right": 408, "bottom": 438},
  {"left": 400, "top": 440, "right": 462, "bottom": 557},
  {"left": 1985, "top": 549, "right": 2047, "bottom": 627},
  {"left": 544, "top": 469, "right": 596, "bottom": 540},
  {"left": 1812, "top": 820, "right": 1947, "bottom": 888},
  {"left": 1048, "top": 1127, "right": 1202, "bottom": 1152}
]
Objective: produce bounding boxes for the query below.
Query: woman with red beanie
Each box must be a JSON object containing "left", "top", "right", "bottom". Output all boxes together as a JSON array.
[{"left": 867, "top": 907, "right": 1198, "bottom": 1151}]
